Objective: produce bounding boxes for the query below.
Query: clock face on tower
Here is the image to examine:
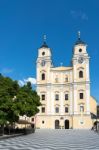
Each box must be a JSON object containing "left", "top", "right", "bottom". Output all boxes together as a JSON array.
[{"left": 78, "top": 57, "right": 84, "bottom": 64}]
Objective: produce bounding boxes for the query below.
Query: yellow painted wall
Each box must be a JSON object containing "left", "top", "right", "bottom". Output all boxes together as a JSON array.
[{"left": 90, "top": 96, "right": 97, "bottom": 115}]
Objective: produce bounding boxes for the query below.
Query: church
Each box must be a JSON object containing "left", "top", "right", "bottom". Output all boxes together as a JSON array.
[{"left": 35, "top": 32, "right": 97, "bottom": 129}]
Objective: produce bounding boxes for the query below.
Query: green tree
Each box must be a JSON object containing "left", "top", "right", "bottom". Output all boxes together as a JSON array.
[
  {"left": 16, "top": 82, "right": 41, "bottom": 117},
  {"left": 0, "top": 74, "right": 20, "bottom": 133},
  {"left": 0, "top": 74, "right": 41, "bottom": 134}
]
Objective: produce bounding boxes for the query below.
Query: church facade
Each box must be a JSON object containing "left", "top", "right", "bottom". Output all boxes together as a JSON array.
[{"left": 35, "top": 33, "right": 97, "bottom": 129}]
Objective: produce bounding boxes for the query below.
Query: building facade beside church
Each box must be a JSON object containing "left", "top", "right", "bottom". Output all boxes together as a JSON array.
[{"left": 35, "top": 33, "right": 97, "bottom": 129}]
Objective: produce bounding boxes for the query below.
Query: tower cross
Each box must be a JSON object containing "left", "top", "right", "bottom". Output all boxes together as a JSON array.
[
  {"left": 43, "top": 34, "right": 46, "bottom": 42},
  {"left": 78, "top": 31, "right": 81, "bottom": 39}
]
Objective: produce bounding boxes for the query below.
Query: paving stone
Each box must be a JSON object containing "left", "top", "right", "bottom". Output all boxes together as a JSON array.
[{"left": 0, "top": 130, "right": 99, "bottom": 150}]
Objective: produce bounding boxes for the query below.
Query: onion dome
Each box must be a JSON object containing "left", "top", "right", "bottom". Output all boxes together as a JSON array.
[
  {"left": 75, "top": 31, "right": 86, "bottom": 45},
  {"left": 40, "top": 35, "right": 49, "bottom": 48}
]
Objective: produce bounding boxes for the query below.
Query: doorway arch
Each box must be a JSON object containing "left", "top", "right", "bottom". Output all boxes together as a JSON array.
[
  {"left": 55, "top": 120, "right": 60, "bottom": 129},
  {"left": 64, "top": 120, "right": 69, "bottom": 129}
]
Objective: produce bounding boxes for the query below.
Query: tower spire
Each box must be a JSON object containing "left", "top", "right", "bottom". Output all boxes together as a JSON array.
[
  {"left": 78, "top": 31, "right": 81, "bottom": 40},
  {"left": 43, "top": 34, "right": 46, "bottom": 43},
  {"left": 40, "top": 34, "right": 48, "bottom": 48},
  {"left": 75, "top": 31, "right": 86, "bottom": 45}
]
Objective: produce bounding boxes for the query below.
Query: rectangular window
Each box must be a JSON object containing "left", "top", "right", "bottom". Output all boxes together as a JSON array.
[
  {"left": 41, "top": 94, "right": 45, "bottom": 100},
  {"left": 41, "top": 107, "right": 45, "bottom": 113},
  {"left": 42, "top": 73, "right": 45, "bottom": 80},
  {"left": 55, "top": 107, "right": 59, "bottom": 113},
  {"left": 65, "top": 94, "right": 68, "bottom": 100},
  {"left": 65, "top": 107, "right": 68, "bottom": 113},
  {"left": 55, "top": 94, "right": 59, "bottom": 100},
  {"left": 80, "top": 93, "right": 84, "bottom": 99},
  {"left": 79, "top": 71, "right": 83, "bottom": 78}
]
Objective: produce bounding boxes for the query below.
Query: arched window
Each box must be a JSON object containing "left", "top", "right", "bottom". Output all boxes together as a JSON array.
[
  {"left": 41, "top": 107, "right": 45, "bottom": 113},
  {"left": 55, "top": 94, "right": 59, "bottom": 100},
  {"left": 41, "top": 73, "right": 45, "bottom": 80},
  {"left": 65, "top": 107, "right": 69, "bottom": 113},
  {"left": 79, "top": 71, "right": 83, "bottom": 78},
  {"left": 65, "top": 94, "right": 68, "bottom": 100},
  {"left": 55, "top": 107, "right": 59, "bottom": 113},
  {"left": 55, "top": 120, "right": 60, "bottom": 129},
  {"left": 41, "top": 94, "right": 45, "bottom": 100},
  {"left": 79, "top": 93, "right": 84, "bottom": 99}
]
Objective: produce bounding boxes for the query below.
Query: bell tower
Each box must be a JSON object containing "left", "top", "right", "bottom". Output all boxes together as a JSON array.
[
  {"left": 36, "top": 35, "right": 52, "bottom": 84},
  {"left": 72, "top": 31, "right": 90, "bottom": 115},
  {"left": 72, "top": 31, "right": 90, "bottom": 82}
]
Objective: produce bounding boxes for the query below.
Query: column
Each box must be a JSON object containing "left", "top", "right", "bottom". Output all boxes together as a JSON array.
[
  {"left": 47, "top": 68, "right": 50, "bottom": 83},
  {"left": 37, "top": 67, "right": 40, "bottom": 83},
  {"left": 86, "top": 59, "right": 90, "bottom": 81},
  {"left": 51, "top": 91, "right": 54, "bottom": 115},
  {"left": 36, "top": 90, "right": 41, "bottom": 115},
  {"left": 47, "top": 87, "right": 51, "bottom": 114},
  {"left": 60, "top": 89, "right": 64, "bottom": 115},
  {"left": 74, "top": 84, "right": 78, "bottom": 114},
  {"left": 86, "top": 84, "right": 90, "bottom": 114},
  {"left": 73, "top": 59, "right": 77, "bottom": 82},
  {"left": 70, "top": 71, "right": 73, "bottom": 82},
  {"left": 70, "top": 86, "right": 73, "bottom": 115}
]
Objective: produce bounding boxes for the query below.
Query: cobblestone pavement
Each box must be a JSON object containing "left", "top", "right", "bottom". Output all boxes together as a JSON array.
[{"left": 0, "top": 129, "right": 99, "bottom": 150}]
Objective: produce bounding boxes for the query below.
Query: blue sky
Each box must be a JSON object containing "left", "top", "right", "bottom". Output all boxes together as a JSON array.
[{"left": 0, "top": 0, "right": 99, "bottom": 102}]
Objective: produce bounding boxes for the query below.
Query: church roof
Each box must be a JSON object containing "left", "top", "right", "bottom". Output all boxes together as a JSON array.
[
  {"left": 51, "top": 66, "right": 72, "bottom": 71},
  {"left": 40, "top": 35, "right": 49, "bottom": 48},
  {"left": 40, "top": 41, "right": 49, "bottom": 48},
  {"left": 75, "top": 38, "right": 86, "bottom": 45},
  {"left": 75, "top": 31, "right": 86, "bottom": 46}
]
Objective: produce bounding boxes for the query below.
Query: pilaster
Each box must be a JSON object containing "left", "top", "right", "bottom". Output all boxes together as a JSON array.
[
  {"left": 86, "top": 84, "right": 90, "bottom": 114},
  {"left": 74, "top": 84, "right": 78, "bottom": 114}
]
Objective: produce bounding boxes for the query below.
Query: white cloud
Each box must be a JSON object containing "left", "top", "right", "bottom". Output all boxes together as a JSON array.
[
  {"left": 18, "top": 77, "right": 36, "bottom": 86},
  {"left": 18, "top": 80, "right": 25, "bottom": 86},
  {"left": 24, "top": 77, "right": 36, "bottom": 84},
  {"left": 70, "top": 10, "right": 88, "bottom": 21}
]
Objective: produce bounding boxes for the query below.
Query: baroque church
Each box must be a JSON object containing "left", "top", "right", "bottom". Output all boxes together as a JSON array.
[{"left": 35, "top": 32, "right": 97, "bottom": 129}]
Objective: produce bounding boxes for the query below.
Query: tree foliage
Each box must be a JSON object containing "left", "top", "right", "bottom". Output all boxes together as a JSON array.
[
  {"left": 0, "top": 74, "right": 41, "bottom": 126},
  {"left": 16, "top": 81, "right": 41, "bottom": 117}
]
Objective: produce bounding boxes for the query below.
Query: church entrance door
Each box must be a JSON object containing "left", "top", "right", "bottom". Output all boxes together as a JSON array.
[
  {"left": 64, "top": 120, "right": 69, "bottom": 129},
  {"left": 55, "top": 120, "right": 60, "bottom": 129}
]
